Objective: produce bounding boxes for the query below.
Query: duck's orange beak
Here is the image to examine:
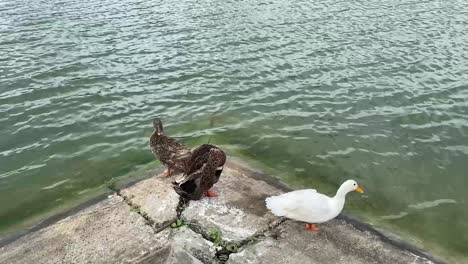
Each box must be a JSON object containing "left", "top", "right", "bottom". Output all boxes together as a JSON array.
[{"left": 356, "top": 186, "right": 364, "bottom": 193}]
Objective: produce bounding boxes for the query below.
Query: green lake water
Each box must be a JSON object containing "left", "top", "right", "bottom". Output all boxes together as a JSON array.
[{"left": 1, "top": 0, "right": 468, "bottom": 261}]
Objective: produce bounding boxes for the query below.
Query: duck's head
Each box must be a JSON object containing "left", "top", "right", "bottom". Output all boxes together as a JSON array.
[
  {"left": 152, "top": 118, "right": 164, "bottom": 136},
  {"left": 340, "top": 179, "right": 364, "bottom": 195}
]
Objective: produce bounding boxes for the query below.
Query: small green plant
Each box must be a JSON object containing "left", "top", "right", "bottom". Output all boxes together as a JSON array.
[
  {"left": 170, "top": 219, "right": 185, "bottom": 228},
  {"left": 207, "top": 227, "right": 240, "bottom": 252},
  {"left": 208, "top": 227, "right": 223, "bottom": 246}
]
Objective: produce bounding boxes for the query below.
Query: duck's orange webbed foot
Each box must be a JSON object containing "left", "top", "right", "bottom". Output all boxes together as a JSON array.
[
  {"left": 205, "top": 190, "right": 218, "bottom": 198},
  {"left": 305, "top": 223, "right": 320, "bottom": 232}
]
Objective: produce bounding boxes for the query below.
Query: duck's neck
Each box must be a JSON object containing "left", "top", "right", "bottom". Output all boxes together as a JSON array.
[{"left": 332, "top": 185, "right": 348, "bottom": 208}]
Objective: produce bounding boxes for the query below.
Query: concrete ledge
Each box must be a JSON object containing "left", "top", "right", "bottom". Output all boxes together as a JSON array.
[
  {"left": 0, "top": 158, "right": 444, "bottom": 264},
  {"left": 228, "top": 219, "right": 432, "bottom": 264},
  {"left": 182, "top": 164, "right": 283, "bottom": 241},
  {"left": 0, "top": 195, "right": 169, "bottom": 264},
  {"left": 120, "top": 175, "right": 180, "bottom": 228}
]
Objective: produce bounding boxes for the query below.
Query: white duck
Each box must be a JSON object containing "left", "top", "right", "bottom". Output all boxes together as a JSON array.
[{"left": 265, "top": 179, "right": 364, "bottom": 231}]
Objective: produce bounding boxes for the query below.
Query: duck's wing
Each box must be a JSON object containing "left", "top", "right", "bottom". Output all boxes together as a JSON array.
[
  {"left": 152, "top": 134, "right": 187, "bottom": 156},
  {"left": 183, "top": 144, "right": 224, "bottom": 175},
  {"left": 175, "top": 169, "right": 202, "bottom": 186},
  {"left": 170, "top": 148, "right": 191, "bottom": 161},
  {"left": 166, "top": 137, "right": 188, "bottom": 152},
  {"left": 266, "top": 189, "right": 331, "bottom": 218},
  {"left": 173, "top": 148, "right": 225, "bottom": 200},
  {"left": 158, "top": 138, "right": 190, "bottom": 170},
  {"left": 172, "top": 149, "right": 211, "bottom": 185},
  {"left": 206, "top": 146, "right": 225, "bottom": 184},
  {"left": 199, "top": 148, "right": 225, "bottom": 190}
]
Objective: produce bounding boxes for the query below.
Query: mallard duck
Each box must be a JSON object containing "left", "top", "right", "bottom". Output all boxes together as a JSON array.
[
  {"left": 172, "top": 146, "right": 226, "bottom": 200},
  {"left": 266, "top": 180, "right": 364, "bottom": 231},
  {"left": 149, "top": 119, "right": 191, "bottom": 176}
]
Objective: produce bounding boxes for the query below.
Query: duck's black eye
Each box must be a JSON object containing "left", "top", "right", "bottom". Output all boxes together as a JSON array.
[{"left": 354, "top": 183, "right": 356, "bottom": 186}]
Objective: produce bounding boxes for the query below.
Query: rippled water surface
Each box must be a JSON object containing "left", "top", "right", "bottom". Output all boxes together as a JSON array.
[{"left": 1, "top": 0, "right": 468, "bottom": 260}]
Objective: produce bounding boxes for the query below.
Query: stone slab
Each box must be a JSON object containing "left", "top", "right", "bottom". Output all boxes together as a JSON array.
[
  {"left": 131, "top": 226, "right": 216, "bottom": 264},
  {"left": 182, "top": 159, "right": 284, "bottom": 241},
  {"left": 120, "top": 173, "right": 179, "bottom": 227},
  {"left": 227, "top": 219, "right": 434, "bottom": 264},
  {"left": 169, "top": 226, "right": 216, "bottom": 263},
  {"left": 133, "top": 245, "right": 204, "bottom": 264},
  {"left": 0, "top": 195, "right": 170, "bottom": 264},
  {"left": 0, "top": 158, "right": 444, "bottom": 264}
]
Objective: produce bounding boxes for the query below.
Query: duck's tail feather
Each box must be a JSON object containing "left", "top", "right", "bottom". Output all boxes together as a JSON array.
[
  {"left": 172, "top": 180, "right": 204, "bottom": 201},
  {"left": 265, "top": 196, "right": 287, "bottom": 216},
  {"left": 172, "top": 181, "right": 191, "bottom": 200}
]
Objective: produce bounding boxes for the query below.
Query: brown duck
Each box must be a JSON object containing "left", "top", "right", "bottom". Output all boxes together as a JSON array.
[
  {"left": 149, "top": 119, "right": 191, "bottom": 176},
  {"left": 173, "top": 145, "right": 226, "bottom": 200}
]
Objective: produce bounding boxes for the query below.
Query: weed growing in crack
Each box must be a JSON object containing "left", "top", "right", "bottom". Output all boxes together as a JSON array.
[
  {"left": 208, "top": 227, "right": 223, "bottom": 246},
  {"left": 170, "top": 219, "right": 185, "bottom": 228},
  {"left": 206, "top": 227, "right": 241, "bottom": 262}
]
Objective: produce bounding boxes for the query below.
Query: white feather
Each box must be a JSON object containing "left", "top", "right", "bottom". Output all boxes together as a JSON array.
[{"left": 265, "top": 180, "right": 362, "bottom": 224}]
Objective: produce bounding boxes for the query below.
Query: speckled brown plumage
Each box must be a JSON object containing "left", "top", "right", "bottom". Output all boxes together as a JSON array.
[
  {"left": 172, "top": 146, "right": 226, "bottom": 200},
  {"left": 149, "top": 119, "right": 191, "bottom": 175}
]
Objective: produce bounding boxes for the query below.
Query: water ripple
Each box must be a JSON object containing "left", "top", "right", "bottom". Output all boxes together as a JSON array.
[{"left": 1, "top": 0, "right": 468, "bottom": 259}]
